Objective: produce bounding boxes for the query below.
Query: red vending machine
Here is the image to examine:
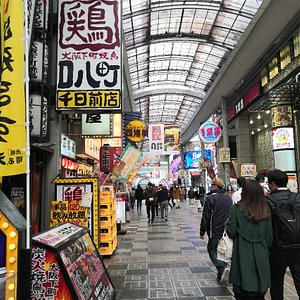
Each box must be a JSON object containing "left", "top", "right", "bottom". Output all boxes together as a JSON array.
[{"left": 31, "top": 223, "right": 115, "bottom": 300}]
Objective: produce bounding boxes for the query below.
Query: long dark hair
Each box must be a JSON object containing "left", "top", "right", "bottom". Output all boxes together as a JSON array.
[{"left": 238, "top": 180, "right": 270, "bottom": 222}]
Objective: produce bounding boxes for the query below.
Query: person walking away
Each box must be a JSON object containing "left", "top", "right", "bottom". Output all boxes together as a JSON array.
[
  {"left": 199, "top": 185, "right": 206, "bottom": 207},
  {"left": 135, "top": 184, "right": 144, "bottom": 211},
  {"left": 200, "top": 177, "right": 232, "bottom": 282},
  {"left": 144, "top": 183, "right": 156, "bottom": 224},
  {"left": 153, "top": 184, "right": 159, "bottom": 216},
  {"left": 188, "top": 187, "right": 195, "bottom": 206},
  {"left": 179, "top": 186, "right": 185, "bottom": 202},
  {"left": 157, "top": 184, "right": 169, "bottom": 221},
  {"left": 225, "top": 180, "right": 273, "bottom": 298},
  {"left": 266, "top": 169, "right": 300, "bottom": 299},
  {"left": 232, "top": 176, "right": 246, "bottom": 204},
  {"left": 255, "top": 173, "right": 269, "bottom": 196},
  {"left": 169, "top": 183, "right": 175, "bottom": 207},
  {"left": 129, "top": 187, "right": 136, "bottom": 209},
  {"left": 173, "top": 185, "right": 181, "bottom": 209}
]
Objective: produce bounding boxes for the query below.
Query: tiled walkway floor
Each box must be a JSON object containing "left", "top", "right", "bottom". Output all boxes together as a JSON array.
[{"left": 104, "top": 201, "right": 298, "bottom": 300}]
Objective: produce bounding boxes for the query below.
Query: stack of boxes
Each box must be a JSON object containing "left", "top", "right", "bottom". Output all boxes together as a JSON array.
[{"left": 99, "top": 187, "right": 118, "bottom": 256}]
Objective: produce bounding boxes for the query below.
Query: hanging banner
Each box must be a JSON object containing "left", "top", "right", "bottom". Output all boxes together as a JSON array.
[
  {"left": 127, "top": 159, "right": 143, "bottom": 183},
  {"left": 219, "top": 147, "right": 230, "bottom": 163},
  {"left": 164, "top": 125, "right": 180, "bottom": 153},
  {"left": 0, "top": 0, "right": 26, "bottom": 176},
  {"left": 56, "top": 0, "right": 122, "bottom": 111},
  {"left": 149, "top": 124, "right": 164, "bottom": 153},
  {"left": 118, "top": 143, "right": 142, "bottom": 181}
]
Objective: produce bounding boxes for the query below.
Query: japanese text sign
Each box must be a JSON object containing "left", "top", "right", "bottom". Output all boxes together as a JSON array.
[
  {"left": 125, "top": 120, "right": 147, "bottom": 142},
  {"left": 149, "top": 124, "right": 164, "bottom": 153},
  {"left": 100, "top": 144, "right": 113, "bottom": 173},
  {"left": 198, "top": 121, "right": 221, "bottom": 144},
  {"left": 0, "top": 0, "right": 26, "bottom": 176},
  {"left": 50, "top": 201, "right": 88, "bottom": 227},
  {"left": 56, "top": 0, "right": 122, "bottom": 111}
]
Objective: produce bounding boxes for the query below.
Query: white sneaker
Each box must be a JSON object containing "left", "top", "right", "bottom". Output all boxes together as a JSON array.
[{"left": 220, "top": 267, "right": 230, "bottom": 285}]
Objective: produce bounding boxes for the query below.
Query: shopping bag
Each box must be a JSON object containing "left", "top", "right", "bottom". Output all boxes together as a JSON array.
[{"left": 217, "top": 230, "right": 233, "bottom": 262}]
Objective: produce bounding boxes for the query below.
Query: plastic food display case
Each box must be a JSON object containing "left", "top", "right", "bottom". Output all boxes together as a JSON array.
[{"left": 31, "top": 222, "right": 115, "bottom": 300}]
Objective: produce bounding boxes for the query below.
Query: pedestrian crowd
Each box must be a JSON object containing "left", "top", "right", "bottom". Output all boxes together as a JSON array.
[
  {"left": 128, "top": 169, "right": 300, "bottom": 299},
  {"left": 200, "top": 169, "right": 300, "bottom": 300}
]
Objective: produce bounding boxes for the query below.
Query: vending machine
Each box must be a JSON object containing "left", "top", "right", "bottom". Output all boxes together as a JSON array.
[{"left": 31, "top": 222, "right": 115, "bottom": 300}]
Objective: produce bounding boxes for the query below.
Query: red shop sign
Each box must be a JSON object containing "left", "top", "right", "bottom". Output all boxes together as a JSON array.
[{"left": 100, "top": 144, "right": 113, "bottom": 173}]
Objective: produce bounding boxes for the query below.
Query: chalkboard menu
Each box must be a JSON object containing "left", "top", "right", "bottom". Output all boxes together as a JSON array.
[{"left": 31, "top": 223, "right": 115, "bottom": 300}]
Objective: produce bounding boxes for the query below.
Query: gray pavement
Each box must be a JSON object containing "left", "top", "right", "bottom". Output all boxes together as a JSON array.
[{"left": 104, "top": 200, "right": 298, "bottom": 299}]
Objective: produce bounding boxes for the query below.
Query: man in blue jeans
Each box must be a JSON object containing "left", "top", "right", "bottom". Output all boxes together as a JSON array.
[{"left": 200, "top": 178, "right": 232, "bottom": 282}]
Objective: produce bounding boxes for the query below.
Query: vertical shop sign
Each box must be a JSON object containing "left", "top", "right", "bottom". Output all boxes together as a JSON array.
[
  {"left": 0, "top": 0, "right": 26, "bottom": 176},
  {"left": 100, "top": 144, "right": 113, "bottom": 173},
  {"left": 56, "top": 0, "right": 122, "bottom": 111},
  {"left": 149, "top": 124, "right": 164, "bottom": 153}
]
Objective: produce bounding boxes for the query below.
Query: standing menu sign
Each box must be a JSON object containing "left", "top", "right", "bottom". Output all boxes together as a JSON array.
[{"left": 31, "top": 223, "right": 115, "bottom": 300}]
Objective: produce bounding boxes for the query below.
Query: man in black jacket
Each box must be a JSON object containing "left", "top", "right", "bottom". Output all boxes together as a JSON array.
[
  {"left": 200, "top": 177, "right": 232, "bottom": 282},
  {"left": 266, "top": 169, "right": 300, "bottom": 299}
]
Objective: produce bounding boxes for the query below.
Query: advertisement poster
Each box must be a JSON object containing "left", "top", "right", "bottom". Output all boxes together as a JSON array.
[
  {"left": 164, "top": 125, "right": 180, "bottom": 152},
  {"left": 125, "top": 120, "right": 147, "bottom": 142},
  {"left": 0, "top": 0, "right": 26, "bottom": 176},
  {"left": 142, "top": 152, "right": 161, "bottom": 167},
  {"left": 31, "top": 246, "right": 72, "bottom": 300},
  {"left": 287, "top": 173, "right": 298, "bottom": 193},
  {"left": 56, "top": 0, "right": 122, "bottom": 111},
  {"left": 118, "top": 143, "right": 142, "bottom": 181},
  {"left": 53, "top": 177, "right": 99, "bottom": 247},
  {"left": 241, "top": 164, "right": 256, "bottom": 177},
  {"left": 184, "top": 150, "right": 212, "bottom": 169},
  {"left": 272, "top": 127, "right": 294, "bottom": 150},
  {"left": 272, "top": 105, "right": 292, "bottom": 127},
  {"left": 60, "top": 233, "right": 114, "bottom": 300},
  {"left": 219, "top": 147, "right": 230, "bottom": 163},
  {"left": 149, "top": 124, "right": 164, "bottom": 153}
]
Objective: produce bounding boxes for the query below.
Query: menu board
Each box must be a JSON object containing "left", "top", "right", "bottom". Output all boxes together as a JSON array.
[{"left": 60, "top": 233, "right": 114, "bottom": 300}]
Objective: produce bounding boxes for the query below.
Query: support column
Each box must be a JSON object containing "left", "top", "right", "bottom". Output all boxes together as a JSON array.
[
  {"left": 221, "top": 97, "right": 230, "bottom": 185},
  {"left": 235, "top": 115, "right": 251, "bottom": 176}
]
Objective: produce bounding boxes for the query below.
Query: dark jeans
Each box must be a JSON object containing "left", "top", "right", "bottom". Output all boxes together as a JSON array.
[
  {"left": 146, "top": 205, "right": 155, "bottom": 222},
  {"left": 270, "top": 250, "right": 300, "bottom": 299},
  {"left": 233, "top": 285, "right": 265, "bottom": 300},
  {"left": 207, "top": 235, "right": 226, "bottom": 278},
  {"left": 137, "top": 199, "right": 142, "bottom": 210}
]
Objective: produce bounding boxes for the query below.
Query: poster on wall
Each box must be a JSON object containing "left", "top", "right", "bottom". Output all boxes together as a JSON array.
[
  {"left": 240, "top": 163, "right": 256, "bottom": 177},
  {"left": 271, "top": 105, "right": 292, "bottom": 127},
  {"left": 56, "top": 0, "right": 122, "bottom": 112},
  {"left": 219, "top": 148, "right": 230, "bottom": 163}
]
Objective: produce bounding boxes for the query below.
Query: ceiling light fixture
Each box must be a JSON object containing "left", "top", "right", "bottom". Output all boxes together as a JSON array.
[
  {"left": 251, "top": 131, "right": 255, "bottom": 135},
  {"left": 264, "top": 123, "right": 268, "bottom": 128},
  {"left": 265, "top": 110, "right": 270, "bottom": 114},
  {"left": 249, "top": 119, "right": 254, "bottom": 124},
  {"left": 257, "top": 113, "right": 261, "bottom": 119},
  {"left": 257, "top": 127, "right": 261, "bottom": 132}
]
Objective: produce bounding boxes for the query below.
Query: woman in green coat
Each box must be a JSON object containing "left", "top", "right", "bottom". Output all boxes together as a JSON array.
[{"left": 225, "top": 180, "right": 273, "bottom": 299}]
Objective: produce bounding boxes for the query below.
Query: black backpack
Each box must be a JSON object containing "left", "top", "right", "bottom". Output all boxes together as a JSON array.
[{"left": 267, "top": 192, "right": 300, "bottom": 250}]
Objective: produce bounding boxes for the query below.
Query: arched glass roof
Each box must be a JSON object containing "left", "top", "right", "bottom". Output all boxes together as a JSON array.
[{"left": 123, "top": 0, "right": 263, "bottom": 131}]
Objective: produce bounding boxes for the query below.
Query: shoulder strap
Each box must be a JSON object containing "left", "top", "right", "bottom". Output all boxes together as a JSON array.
[{"left": 267, "top": 191, "right": 297, "bottom": 205}]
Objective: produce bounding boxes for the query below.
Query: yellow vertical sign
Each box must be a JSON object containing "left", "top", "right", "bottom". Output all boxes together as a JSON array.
[{"left": 0, "top": 0, "right": 26, "bottom": 176}]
